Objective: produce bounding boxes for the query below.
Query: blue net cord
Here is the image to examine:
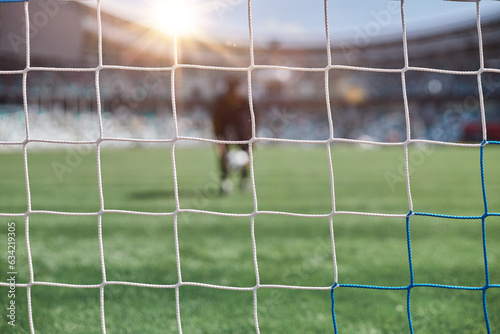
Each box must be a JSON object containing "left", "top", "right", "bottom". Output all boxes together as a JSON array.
[{"left": 331, "top": 140, "right": 499, "bottom": 333}]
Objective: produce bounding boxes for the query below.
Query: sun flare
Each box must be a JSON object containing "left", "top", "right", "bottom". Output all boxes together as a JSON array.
[{"left": 150, "top": 1, "right": 199, "bottom": 37}]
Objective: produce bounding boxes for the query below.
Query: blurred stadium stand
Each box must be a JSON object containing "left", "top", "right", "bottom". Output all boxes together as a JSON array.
[{"left": 0, "top": 1, "right": 499, "bottom": 142}]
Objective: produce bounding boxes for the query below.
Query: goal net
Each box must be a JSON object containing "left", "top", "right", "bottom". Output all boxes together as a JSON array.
[{"left": 0, "top": 0, "right": 499, "bottom": 333}]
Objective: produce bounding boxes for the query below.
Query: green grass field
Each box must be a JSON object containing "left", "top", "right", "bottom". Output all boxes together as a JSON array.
[{"left": 0, "top": 143, "right": 499, "bottom": 333}]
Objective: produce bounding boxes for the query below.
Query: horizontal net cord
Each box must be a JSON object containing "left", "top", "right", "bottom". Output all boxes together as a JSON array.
[
  {"left": 1, "top": 138, "right": 495, "bottom": 149},
  {"left": 3, "top": 64, "right": 500, "bottom": 76},
  {"left": 335, "top": 283, "right": 499, "bottom": 290},
  {"left": 414, "top": 212, "right": 488, "bottom": 219},
  {"left": 0, "top": 209, "right": 418, "bottom": 219},
  {"left": 0, "top": 280, "right": 341, "bottom": 291},
  {"left": 3, "top": 280, "right": 498, "bottom": 291},
  {"left": 5, "top": 209, "right": 496, "bottom": 219}
]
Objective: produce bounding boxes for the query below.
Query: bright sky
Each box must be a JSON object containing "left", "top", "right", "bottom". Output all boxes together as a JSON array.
[{"left": 101, "top": 0, "right": 500, "bottom": 45}]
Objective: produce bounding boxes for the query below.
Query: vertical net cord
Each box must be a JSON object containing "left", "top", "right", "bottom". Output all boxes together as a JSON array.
[
  {"left": 170, "top": 18, "right": 184, "bottom": 334},
  {"left": 400, "top": 0, "right": 413, "bottom": 215},
  {"left": 93, "top": 0, "right": 108, "bottom": 333},
  {"left": 324, "top": 0, "right": 340, "bottom": 331},
  {"left": 246, "top": 1, "right": 262, "bottom": 333},
  {"left": 20, "top": 2, "right": 36, "bottom": 333},
  {"left": 480, "top": 146, "right": 491, "bottom": 334},
  {"left": 323, "top": 0, "right": 338, "bottom": 285},
  {"left": 475, "top": 2, "right": 492, "bottom": 333},
  {"left": 399, "top": 1, "right": 416, "bottom": 333},
  {"left": 476, "top": 2, "right": 487, "bottom": 144}
]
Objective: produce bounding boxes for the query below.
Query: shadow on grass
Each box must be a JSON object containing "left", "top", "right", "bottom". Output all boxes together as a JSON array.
[
  {"left": 128, "top": 187, "right": 223, "bottom": 200},
  {"left": 129, "top": 189, "right": 177, "bottom": 200}
]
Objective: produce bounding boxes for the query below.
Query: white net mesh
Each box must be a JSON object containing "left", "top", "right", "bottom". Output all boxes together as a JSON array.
[{"left": 1, "top": 0, "right": 499, "bottom": 333}]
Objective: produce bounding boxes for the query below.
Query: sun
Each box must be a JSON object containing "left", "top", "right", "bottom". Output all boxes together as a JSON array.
[{"left": 150, "top": 0, "right": 199, "bottom": 37}]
